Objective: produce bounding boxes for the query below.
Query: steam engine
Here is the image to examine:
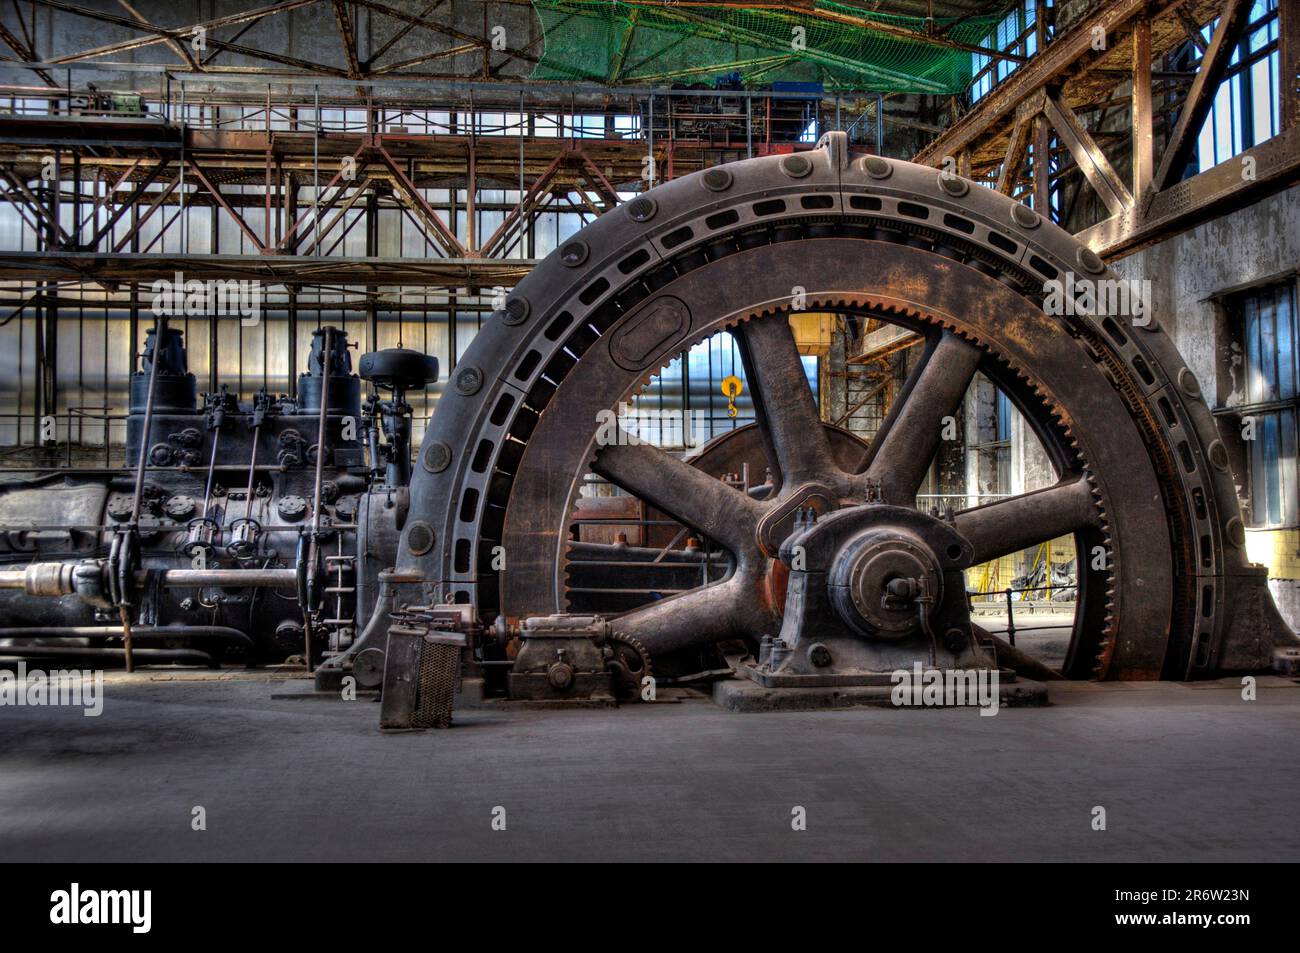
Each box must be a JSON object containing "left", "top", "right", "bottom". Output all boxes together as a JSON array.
[{"left": 0, "top": 322, "right": 434, "bottom": 669}]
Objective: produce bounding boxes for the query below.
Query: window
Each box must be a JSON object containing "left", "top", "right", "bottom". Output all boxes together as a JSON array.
[
  {"left": 629, "top": 330, "right": 818, "bottom": 452},
  {"left": 995, "top": 389, "right": 1013, "bottom": 443},
  {"left": 970, "top": 1, "right": 1051, "bottom": 104},
  {"left": 1235, "top": 280, "right": 1300, "bottom": 527},
  {"left": 1192, "top": 0, "right": 1282, "bottom": 174}
]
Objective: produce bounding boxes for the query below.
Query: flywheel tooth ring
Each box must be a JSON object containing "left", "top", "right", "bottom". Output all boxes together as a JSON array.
[{"left": 384, "top": 135, "right": 1293, "bottom": 687}]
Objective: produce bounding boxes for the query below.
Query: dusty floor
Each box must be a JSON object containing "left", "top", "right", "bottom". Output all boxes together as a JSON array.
[{"left": 1, "top": 667, "right": 1298, "bottom": 862}]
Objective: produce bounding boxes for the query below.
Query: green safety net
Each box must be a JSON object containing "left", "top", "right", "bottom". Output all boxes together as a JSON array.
[{"left": 530, "top": 1, "right": 1003, "bottom": 94}]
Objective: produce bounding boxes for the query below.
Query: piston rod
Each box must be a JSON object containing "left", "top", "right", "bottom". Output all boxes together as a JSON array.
[{"left": 0, "top": 564, "right": 297, "bottom": 592}]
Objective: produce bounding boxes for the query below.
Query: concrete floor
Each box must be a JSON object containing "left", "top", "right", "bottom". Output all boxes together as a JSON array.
[
  {"left": 971, "top": 611, "right": 1076, "bottom": 668},
  {"left": 2, "top": 671, "right": 1299, "bottom": 862}
]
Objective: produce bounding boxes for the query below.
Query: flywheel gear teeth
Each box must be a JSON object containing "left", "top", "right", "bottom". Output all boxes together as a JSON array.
[
  {"left": 606, "top": 633, "right": 653, "bottom": 702},
  {"left": 563, "top": 301, "right": 1117, "bottom": 680}
]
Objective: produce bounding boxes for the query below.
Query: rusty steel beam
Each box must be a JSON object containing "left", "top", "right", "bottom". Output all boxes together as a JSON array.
[
  {"left": 1131, "top": 17, "right": 1153, "bottom": 200},
  {"left": 1174, "top": 2, "right": 1209, "bottom": 53},
  {"left": 332, "top": 0, "right": 362, "bottom": 79},
  {"left": 1078, "top": 122, "right": 1300, "bottom": 258},
  {"left": 0, "top": 250, "right": 535, "bottom": 287},
  {"left": 299, "top": 175, "right": 374, "bottom": 256},
  {"left": 114, "top": 0, "right": 201, "bottom": 71},
  {"left": 40, "top": 0, "right": 323, "bottom": 64},
  {"left": 0, "top": 20, "right": 57, "bottom": 86},
  {"left": 76, "top": 157, "right": 142, "bottom": 235},
  {"left": 30, "top": 0, "right": 348, "bottom": 76},
  {"left": 994, "top": 117, "right": 1030, "bottom": 196},
  {"left": 1043, "top": 90, "right": 1133, "bottom": 215},
  {"left": 199, "top": 13, "right": 271, "bottom": 68},
  {"left": 1152, "top": 0, "right": 1254, "bottom": 191},
  {"left": 368, "top": 43, "right": 476, "bottom": 75},
  {"left": 351, "top": 0, "right": 539, "bottom": 65},
  {"left": 276, "top": 142, "right": 369, "bottom": 252},
  {"left": 0, "top": 167, "right": 72, "bottom": 247},
  {"left": 1031, "top": 113, "right": 1051, "bottom": 212},
  {"left": 477, "top": 149, "right": 565, "bottom": 258},
  {"left": 373, "top": 144, "right": 466, "bottom": 257},
  {"left": 1279, "top": 0, "right": 1300, "bottom": 131},
  {"left": 914, "top": 0, "right": 1201, "bottom": 167},
  {"left": 368, "top": 0, "right": 444, "bottom": 66},
  {"left": 0, "top": 184, "right": 46, "bottom": 236},
  {"left": 84, "top": 158, "right": 168, "bottom": 250},
  {"left": 575, "top": 148, "right": 622, "bottom": 209},
  {"left": 109, "top": 176, "right": 180, "bottom": 253},
  {"left": 185, "top": 159, "right": 268, "bottom": 252}
]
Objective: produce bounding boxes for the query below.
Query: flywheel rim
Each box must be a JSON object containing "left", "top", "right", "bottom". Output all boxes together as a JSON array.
[
  {"left": 395, "top": 133, "right": 1286, "bottom": 683},
  {"left": 525, "top": 276, "right": 1133, "bottom": 678},
  {"left": 561, "top": 303, "right": 1112, "bottom": 677}
]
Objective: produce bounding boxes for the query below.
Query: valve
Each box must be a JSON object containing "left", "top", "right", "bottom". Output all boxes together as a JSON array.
[{"left": 226, "top": 518, "right": 262, "bottom": 559}]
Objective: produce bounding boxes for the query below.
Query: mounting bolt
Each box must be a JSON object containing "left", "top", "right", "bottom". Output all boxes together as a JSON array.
[
  {"left": 862, "top": 155, "right": 892, "bottom": 179},
  {"left": 560, "top": 240, "right": 589, "bottom": 267},
  {"left": 1010, "top": 203, "right": 1040, "bottom": 229},
  {"left": 422, "top": 440, "right": 452, "bottom": 473},
  {"left": 502, "top": 296, "right": 530, "bottom": 325},
  {"left": 406, "top": 520, "right": 436, "bottom": 556},
  {"left": 454, "top": 365, "right": 483, "bottom": 396},
  {"left": 808, "top": 642, "right": 832, "bottom": 668},
  {"left": 627, "top": 196, "right": 657, "bottom": 222},
  {"left": 938, "top": 171, "right": 969, "bottom": 197},
  {"left": 1077, "top": 246, "right": 1105, "bottom": 275},
  {"left": 943, "top": 628, "right": 967, "bottom": 653},
  {"left": 781, "top": 153, "right": 813, "bottom": 178},
  {"left": 701, "top": 167, "right": 733, "bottom": 192}
]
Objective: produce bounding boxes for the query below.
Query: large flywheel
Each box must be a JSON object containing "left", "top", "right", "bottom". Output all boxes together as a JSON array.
[{"left": 396, "top": 132, "right": 1296, "bottom": 683}]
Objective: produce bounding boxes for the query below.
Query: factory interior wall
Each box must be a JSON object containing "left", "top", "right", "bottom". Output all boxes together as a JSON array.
[{"left": 1112, "top": 184, "right": 1300, "bottom": 628}]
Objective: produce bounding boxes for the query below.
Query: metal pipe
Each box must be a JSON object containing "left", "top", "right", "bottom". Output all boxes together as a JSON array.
[
  {"left": 0, "top": 566, "right": 296, "bottom": 590},
  {"left": 876, "top": 92, "right": 884, "bottom": 154},
  {"left": 242, "top": 401, "right": 263, "bottom": 524},
  {"left": 0, "top": 625, "right": 254, "bottom": 648},
  {"left": 157, "top": 568, "right": 297, "bottom": 588},
  {"left": 1005, "top": 587, "right": 1017, "bottom": 646},
  {"left": 0, "top": 524, "right": 358, "bottom": 533},
  {"left": 0, "top": 647, "right": 212, "bottom": 664},
  {"left": 303, "top": 326, "right": 333, "bottom": 668},
  {"left": 201, "top": 428, "right": 221, "bottom": 518},
  {"left": 120, "top": 316, "right": 166, "bottom": 671},
  {"left": 0, "top": 464, "right": 297, "bottom": 475}
]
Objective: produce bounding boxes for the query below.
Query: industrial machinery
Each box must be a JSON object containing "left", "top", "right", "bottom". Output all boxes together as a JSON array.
[
  {"left": 0, "top": 323, "right": 435, "bottom": 669},
  {"left": 366, "top": 131, "right": 1300, "bottom": 725},
  {"left": 3, "top": 132, "right": 1298, "bottom": 726}
]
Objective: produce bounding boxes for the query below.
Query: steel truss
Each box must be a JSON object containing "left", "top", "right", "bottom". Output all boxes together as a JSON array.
[{"left": 913, "top": 0, "right": 1300, "bottom": 258}]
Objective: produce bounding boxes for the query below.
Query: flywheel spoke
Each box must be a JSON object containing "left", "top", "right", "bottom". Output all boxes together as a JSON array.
[
  {"left": 593, "top": 433, "right": 765, "bottom": 555},
  {"left": 611, "top": 577, "right": 765, "bottom": 658},
  {"left": 862, "top": 330, "right": 982, "bottom": 503},
  {"left": 735, "top": 317, "right": 836, "bottom": 489},
  {"left": 953, "top": 475, "right": 1101, "bottom": 565}
]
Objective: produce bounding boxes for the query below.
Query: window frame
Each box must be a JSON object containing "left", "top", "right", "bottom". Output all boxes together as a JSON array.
[{"left": 1222, "top": 277, "right": 1300, "bottom": 529}]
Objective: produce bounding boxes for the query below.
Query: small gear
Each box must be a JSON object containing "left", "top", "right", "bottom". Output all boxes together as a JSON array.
[{"left": 606, "top": 633, "right": 652, "bottom": 702}]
